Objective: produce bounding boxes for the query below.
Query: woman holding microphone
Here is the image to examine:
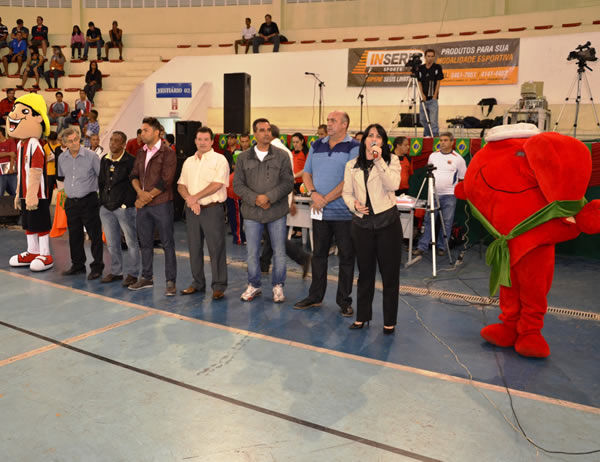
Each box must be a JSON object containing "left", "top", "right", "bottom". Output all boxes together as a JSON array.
[{"left": 342, "top": 124, "right": 402, "bottom": 334}]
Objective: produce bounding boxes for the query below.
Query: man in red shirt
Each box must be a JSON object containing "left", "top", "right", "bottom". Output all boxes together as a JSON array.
[
  {"left": 0, "top": 88, "right": 16, "bottom": 127},
  {"left": 125, "top": 128, "right": 143, "bottom": 156},
  {"left": 0, "top": 126, "right": 18, "bottom": 196}
]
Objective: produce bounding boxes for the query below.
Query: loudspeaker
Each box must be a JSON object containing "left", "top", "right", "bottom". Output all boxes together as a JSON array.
[
  {"left": 0, "top": 196, "right": 20, "bottom": 224},
  {"left": 224, "top": 72, "right": 251, "bottom": 134},
  {"left": 175, "top": 120, "right": 202, "bottom": 159},
  {"left": 397, "top": 113, "right": 422, "bottom": 128},
  {"left": 174, "top": 120, "right": 201, "bottom": 221}
]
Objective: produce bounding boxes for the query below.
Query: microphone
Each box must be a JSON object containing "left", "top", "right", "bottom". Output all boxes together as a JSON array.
[
  {"left": 305, "top": 72, "right": 316, "bottom": 75},
  {"left": 370, "top": 141, "right": 379, "bottom": 159}
]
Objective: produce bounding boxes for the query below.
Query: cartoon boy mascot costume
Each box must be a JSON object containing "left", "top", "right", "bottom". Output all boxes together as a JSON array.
[
  {"left": 455, "top": 123, "right": 600, "bottom": 358},
  {"left": 7, "top": 93, "right": 54, "bottom": 271}
]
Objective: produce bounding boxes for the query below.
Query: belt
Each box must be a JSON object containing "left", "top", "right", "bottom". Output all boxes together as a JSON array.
[
  {"left": 66, "top": 192, "right": 97, "bottom": 202},
  {"left": 200, "top": 201, "right": 223, "bottom": 209}
]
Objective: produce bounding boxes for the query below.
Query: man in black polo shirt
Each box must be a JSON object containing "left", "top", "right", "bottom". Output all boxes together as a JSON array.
[
  {"left": 83, "top": 22, "right": 102, "bottom": 61},
  {"left": 98, "top": 131, "right": 140, "bottom": 286},
  {"left": 253, "top": 14, "right": 280, "bottom": 53},
  {"left": 417, "top": 48, "right": 444, "bottom": 137},
  {"left": 30, "top": 16, "right": 49, "bottom": 57}
]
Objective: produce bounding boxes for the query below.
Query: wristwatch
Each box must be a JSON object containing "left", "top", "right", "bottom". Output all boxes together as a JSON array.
[{"left": 308, "top": 189, "right": 316, "bottom": 197}]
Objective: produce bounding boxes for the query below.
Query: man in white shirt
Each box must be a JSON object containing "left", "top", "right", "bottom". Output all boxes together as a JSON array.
[
  {"left": 177, "top": 126, "right": 230, "bottom": 300},
  {"left": 234, "top": 17, "right": 255, "bottom": 55},
  {"left": 414, "top": 131, "right": 467, "bottom": 257}
]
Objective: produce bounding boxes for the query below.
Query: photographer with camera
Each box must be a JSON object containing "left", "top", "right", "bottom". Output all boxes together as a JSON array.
[
  {"left": 417, "top": 49, "right": 444, "bottom": 137},
  {"left": 413, "top": 132, "right": 466, "bottom": 257}
]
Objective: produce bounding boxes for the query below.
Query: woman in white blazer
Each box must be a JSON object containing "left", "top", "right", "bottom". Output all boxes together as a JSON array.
[{"left": 342, "top": 124, "right": 402, "bottom": 334}]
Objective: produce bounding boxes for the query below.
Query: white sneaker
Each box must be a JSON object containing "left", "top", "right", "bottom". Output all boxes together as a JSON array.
[
  {"left": 241, "top": 284, "right": 261, "bottom": 301},
  {"left": 272, "top": 284, "right": 285, "bottom": 303}
]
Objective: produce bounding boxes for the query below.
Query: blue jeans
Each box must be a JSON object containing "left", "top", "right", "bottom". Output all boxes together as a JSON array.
[
  {"left": 417, "top": 194, "right": 456, "bottom": 252},
  {"left": 83, "top": 40, "right": 102, "bottom": 59},
  {"left": 99, "top": 205, "right": 140, "bottom": 277},
  {"left": 253, "top": 35, "right": 280, "bottom": 53},
  {"left": 245, "top": 215, "right": 287, "bottom": 287},
  {"left": 0, "top": 174, "right": 17, "bottom": 196},
  {"left": 420, "top": 98, "right": 439, "bottom": 137}
]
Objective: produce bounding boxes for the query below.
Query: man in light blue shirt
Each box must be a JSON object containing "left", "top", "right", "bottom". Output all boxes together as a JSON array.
[
  {"left": 57, "top": 127, "right": 104, "bottom": 280},
  {"left": 294, "top": 111, "right": 359, "bottom": 316}
]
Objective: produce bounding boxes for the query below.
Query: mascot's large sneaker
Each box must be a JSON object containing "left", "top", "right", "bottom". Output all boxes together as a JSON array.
[
  {"left": 480, "top": 323, "right": 518, "bottom": 348},
  {"left": 9, "top": 251, "right": 39, "bottom": 267},
  {"left": 515, "top": 333, "right": 550, "bottom": 358},
  {"left": 30, "top": 255, "right": 54, "bottom": 272}
]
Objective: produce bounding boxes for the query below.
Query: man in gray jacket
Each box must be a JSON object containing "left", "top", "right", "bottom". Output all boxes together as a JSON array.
[{"left": 233, "top": 118, "right": 294, "bottom": 303}]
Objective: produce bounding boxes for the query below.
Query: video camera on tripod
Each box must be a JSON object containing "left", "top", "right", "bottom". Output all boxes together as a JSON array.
[
  {"left": 406, "top": 53, "right": 423, "bottom": 77},
  {"left": 567, "top": 41, "right": 598, "bottom": 71}
]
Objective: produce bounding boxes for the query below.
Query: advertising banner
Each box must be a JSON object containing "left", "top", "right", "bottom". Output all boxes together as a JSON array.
[{"left": 348, "top": 38, "right": 519, "bottom": 87}]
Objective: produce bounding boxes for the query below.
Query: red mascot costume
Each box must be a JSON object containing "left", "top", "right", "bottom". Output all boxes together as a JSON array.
[
  {"left": 6, "top": 93, "right": 54, "bottom": 271},
  {"left": 455, "top": 123, "right": 600, "bottom": 358}
]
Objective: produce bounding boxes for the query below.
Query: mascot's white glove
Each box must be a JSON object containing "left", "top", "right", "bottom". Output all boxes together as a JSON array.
[{"left": 25, "top": 168, "right": 42, "bottom": 211}]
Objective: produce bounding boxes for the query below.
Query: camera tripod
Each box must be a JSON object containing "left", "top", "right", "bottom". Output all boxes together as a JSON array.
[
  {"left": 553, "top": 61, "right": 600, "bottom": 137},
  {"left": 390, "top": 75, "right": 433, "bottom": 137},
  {"left": 407, "top": 165, "right": 453, "bottom": 277}
]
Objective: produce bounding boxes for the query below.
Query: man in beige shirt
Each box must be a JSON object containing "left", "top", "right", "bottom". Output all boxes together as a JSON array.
[{"left": 177, "top": 126, "right": 230, "bottom": 300}]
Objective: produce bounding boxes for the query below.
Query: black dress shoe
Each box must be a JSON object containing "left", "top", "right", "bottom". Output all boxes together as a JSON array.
[
  {"left": 87, "top": 271, "right": 102, "bottom": 280},
  {"left": 340, "top": 305, "right": 354, "bottom": 317},
  {"left": 293, "top": 298, "right": 322, "bottom": 310},
  {"left": 383, "top": 326, "right": 396, "bottom": 335},
  {"left": 62, "top": 267, "right": 86, "bottom": 276},
  {"left": 349, "top": 321, "right": 369, "bottom": 330}
]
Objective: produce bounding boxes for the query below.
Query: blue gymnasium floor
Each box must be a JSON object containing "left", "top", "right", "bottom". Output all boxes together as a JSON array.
[{"left": 0, "top": 223, "right": 599, "bottom": 462}]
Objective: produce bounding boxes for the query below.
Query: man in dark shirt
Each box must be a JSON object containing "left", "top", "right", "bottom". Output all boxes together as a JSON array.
[
  {"left": 0, "top": 17, "right": 8, "bottom": 52},
  {"left": 30, "top": 16, "right": 49, "bottom": 57},
  {"left": 83, "top": 21, "right": 102, "bottom": 61},
  {"left": 98, "top": 131, "right": 140, "bottom": 286},
  {"left": 11, "top": 19, "right": 28, "bottom": 40},
  {"left": 253, "top": 14, "right": 280, "bottom": 53},
  {"left": 417, "top": 48, "right": 444, "bottom": 137}
]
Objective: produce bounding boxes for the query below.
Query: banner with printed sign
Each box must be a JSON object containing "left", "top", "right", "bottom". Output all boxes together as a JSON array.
[{"left": 348, "top": 38, "right": 519, "bottom": 87}]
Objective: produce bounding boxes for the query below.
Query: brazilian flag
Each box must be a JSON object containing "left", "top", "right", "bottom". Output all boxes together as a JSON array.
[
  {"left": 308, "top": 135, "right": 319, "bottom": 149},
  {"left": 433, "top": 137, "right": 441, "bottom": 152},
  {"left": 480, "top": 138, "right": 487, "bottom": 149},
  {"left": 585, "top": 142, "right": 593, "bottom": 155},
  {"left": 280, "top": 135, "right": 289, "bottom": 149},
  {"left": 455, "top": 138, "right": 470, "bottom": 157},
  {"left": 410, "top": 137, "right": 423, "bottom": 157},
  {"left": 218, "top": 135, "right": 227, "bottom": 149}
]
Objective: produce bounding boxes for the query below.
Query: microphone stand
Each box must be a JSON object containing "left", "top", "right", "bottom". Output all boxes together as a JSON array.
[
  {"left": 357, "top": 70, "right": 371, "bottom": 131},
  {"left": 307, "top": 73, "right": 326, "bottom": 126}
]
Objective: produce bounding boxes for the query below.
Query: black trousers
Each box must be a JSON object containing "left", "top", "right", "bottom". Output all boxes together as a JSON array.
[
  {"left": 64, "top": 192, "right": 104, "bottom": 272},
  {"left": 308, "top": 219, "right": 355, "bottom": 308},
  {"left": 137, "top": 200, "right": 177, "bottom": 282},
  {"left": 351, "top": 216, "right": 402, "bottom": 326}
]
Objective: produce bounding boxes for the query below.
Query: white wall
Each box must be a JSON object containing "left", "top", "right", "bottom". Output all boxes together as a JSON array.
[{"left": 106, "top": 30, "right": 600, "bottom": 134}]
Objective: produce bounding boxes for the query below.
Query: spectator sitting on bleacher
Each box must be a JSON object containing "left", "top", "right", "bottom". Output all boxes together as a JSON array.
[
  {"left": 83, "top": 22, "right": 103, "bottom": 62},
  {"left": 253, "top": 15, "right": 280, "bottom": 53},
  {"left": 63, "top": 89, "right": 92, "bottom": 130},
  {"left": 89, "top": 133, "right": 103, "bottom": 156},
  {"left": 30, "top": 16, "right": 49, "bottom": 57},
  {"left": 2, "top": 31, "right": 27, "bottom": 77},
  {"left": 17, "top": 47, "right": 45, "bottom": 90},
  {"left": 235, "top": 18, "right": 255, "bottom": 55},
  {"left": 126, "top": 129, "right": 143, "bottom": 156},
  {"left": 83, "top": 109, "right": 100, "bottom": 148},
  {"left": 11, "top": 19, "right": 29, "bottom": 41},
  {"left": 44, "top": 46, "right": 66, "bottom": 89},
  {"left": 48, "top": 91, "right": 69, "bottom": 133},
  {"left": 84, "top": 60, "right": 102, "bottom": 104},
  {"left": 0, "top": 88, "right": 16, "bottom": 127},
  {"left": 103, "top": 21, "right": 123, "bottom": 61},
  {"left": 71, "top": 25, "right": 84, "bottom": 59},
  {"left": 0, "top": 17, "right": 8, "bottom": 53}
]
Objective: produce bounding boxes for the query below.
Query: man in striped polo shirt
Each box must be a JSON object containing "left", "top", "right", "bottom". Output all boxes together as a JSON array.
[{"left": 294, "top": 111, "right": 359, "bottom": 316}]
